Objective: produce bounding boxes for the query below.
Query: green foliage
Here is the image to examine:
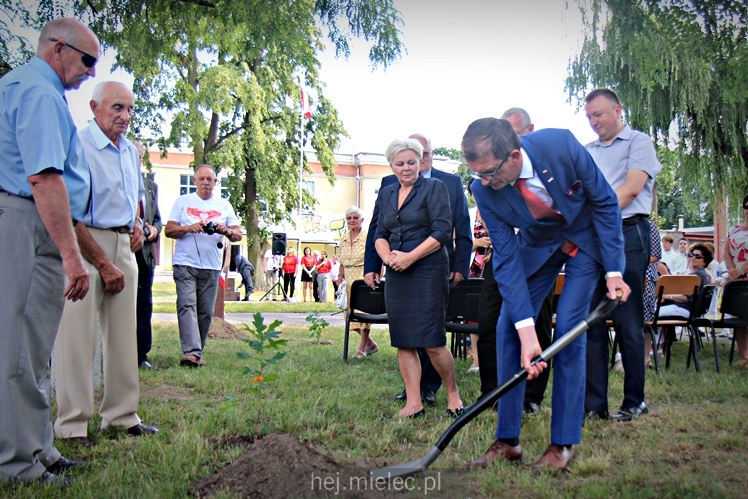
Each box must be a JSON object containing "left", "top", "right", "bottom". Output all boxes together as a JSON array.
[
  {"left": 305, "top": 311, "right": 329, "bottom": 343},
  {"left": 4, "top": 0, "right": 404, "bottom": 266},
  {"left": 232, "top": 312, "right": 288, "bottom": 439},
  {"left": 567, "top": 0, "right": 748, "bottom": 205}
]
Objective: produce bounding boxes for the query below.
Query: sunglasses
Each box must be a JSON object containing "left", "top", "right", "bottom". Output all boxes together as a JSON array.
[
  {"left": 49, "top": 38, "right": 97, "bottom": 68},
  {"left": 469, "top": 152, "right": 511, "bottom": 180},
  {"left": 743, "top": 204, "right": 748, "bottom": 209},
  {"left": 687, "top": 252, "right": 704, "bottom": 259}
]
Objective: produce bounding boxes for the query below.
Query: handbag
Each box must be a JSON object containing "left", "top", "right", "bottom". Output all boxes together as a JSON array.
[{"left": 335, "top": 279, "right": 347, "bottom": 310}]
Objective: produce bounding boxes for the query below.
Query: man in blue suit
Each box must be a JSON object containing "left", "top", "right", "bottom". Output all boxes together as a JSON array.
[
  {"left": 364, "top": 133, "right": 471, "bottom": 405},
  {"left": 463, "top": 118, "right": 629, "bottom": 471}
]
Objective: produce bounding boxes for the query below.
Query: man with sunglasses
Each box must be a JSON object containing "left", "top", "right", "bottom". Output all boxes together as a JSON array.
[
  {"left": 463, "top": 117, "right": 629, "bottom": 471},
  {"left": 0, "top": 18, "right": 98, "bottom": 485},
  {"left": 583, "top": 88, "right": 662, "bottom": 423}
]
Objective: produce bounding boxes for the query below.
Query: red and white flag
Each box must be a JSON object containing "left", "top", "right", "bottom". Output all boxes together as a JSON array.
[{"left": 300, "top": 87, "right": 312, "bottom": 119}]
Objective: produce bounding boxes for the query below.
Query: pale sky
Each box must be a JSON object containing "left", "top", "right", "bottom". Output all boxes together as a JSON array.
[{"left": 66, "top": 0, "right": 599, "bottom": 153}]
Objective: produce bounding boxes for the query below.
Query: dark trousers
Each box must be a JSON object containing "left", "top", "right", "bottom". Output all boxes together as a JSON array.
[
  {"left": 135, "top": 250, "right": 155, "bottom": 364},
  {"left": 477, "top": 266, "right": 553, "bottom": 404},
  {"left": 585, "top": 219, "right": 650, "bottom": 412},
  {"left": 239, "top": 267, "right": 254, "bottom": 298},
  {"left": 283, "top": 272, "right": 295, "bottom": 297},
  {"left": 312, "top": 272, "right": 319, "bottom": 302}
]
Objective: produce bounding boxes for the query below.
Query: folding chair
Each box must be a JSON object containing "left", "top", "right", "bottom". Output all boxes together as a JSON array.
[
  {"left": 342, "top": 279, "right": 387, "bottom": 362},
  {"left": 645, "top": 275, "right": 701, "bottom": 373},
  {"left": 446, "top": 279, "right": 483, "bottom": 360},
  {"left": 692, "top": 279, "right": 748, "bottom": 368}
]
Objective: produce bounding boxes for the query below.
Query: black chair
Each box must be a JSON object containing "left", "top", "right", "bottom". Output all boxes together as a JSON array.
[
  {"left": 683, "top": 284, "right": 716, "bottom": 371},
  {"left": 692, "top": 279, "right": 748, "bottom": 369},
  {"left": 343, "top": 279, "right": 387, "bottom": 362},
  {"left": 446, "top": 279, "right": 483, "bottom": 360}
]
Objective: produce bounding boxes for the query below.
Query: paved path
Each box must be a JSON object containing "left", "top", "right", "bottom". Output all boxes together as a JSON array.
[{"left": 153, "top": 311, "right": 348, "bottom": 327}]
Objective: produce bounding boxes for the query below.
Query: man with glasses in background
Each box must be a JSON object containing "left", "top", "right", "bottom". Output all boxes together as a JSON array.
[
  {"left": 463, "top": 117, "right": 629, "bottom": 471},
  {"left": 0, "top": 18, "right": 97, "bottom": 485}
]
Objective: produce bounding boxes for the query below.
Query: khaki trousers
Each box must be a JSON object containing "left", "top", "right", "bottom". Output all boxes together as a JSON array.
[{"left": 54, "top": 227, "right": 141, "bottom": 438}]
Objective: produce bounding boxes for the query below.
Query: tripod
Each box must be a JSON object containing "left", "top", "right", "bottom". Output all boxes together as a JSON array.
[{"left": 260, "top": 267, "right": 288, "bottom": 302}]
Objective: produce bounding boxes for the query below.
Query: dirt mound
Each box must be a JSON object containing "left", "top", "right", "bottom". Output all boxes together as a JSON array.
[
  {"left": 190, "top": 433, "right": 459, "bottom": 498},
  {"left": 208, "top": 317, "right": 247, "bottom": 340}
]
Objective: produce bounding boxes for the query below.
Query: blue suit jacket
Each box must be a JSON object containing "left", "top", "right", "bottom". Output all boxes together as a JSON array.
[
  {"left": 472, "top": 128, "right": 624, "bottom": 325},
  {"left": 364, "top": 168, "right": 471, "bottom": 278}
]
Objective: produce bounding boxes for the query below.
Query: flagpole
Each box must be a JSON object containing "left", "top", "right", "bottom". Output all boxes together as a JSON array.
[{"left": 298, "top": 83, "right": 305, "bottom": 278}]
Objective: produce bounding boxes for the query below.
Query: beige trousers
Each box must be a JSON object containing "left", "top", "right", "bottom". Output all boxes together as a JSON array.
[{"left": 54, "top": 228, "right": 141, "bottom": 438}]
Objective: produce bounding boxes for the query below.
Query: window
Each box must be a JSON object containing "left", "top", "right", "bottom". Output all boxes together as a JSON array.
[
  {"left": 303, "top": 180, "right": 314, "bottom": 212},
  {"left": 180, "top": 174, "right": 196, "bottom": 195}
]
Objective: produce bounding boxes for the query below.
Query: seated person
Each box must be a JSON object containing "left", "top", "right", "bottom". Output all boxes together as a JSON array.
[{"left": 657, "top": 242, "right": 712, "bottom": 319}]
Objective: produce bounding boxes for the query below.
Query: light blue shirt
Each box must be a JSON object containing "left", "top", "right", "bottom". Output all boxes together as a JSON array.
[
  {"left": 585, "top": 125, "right": 661, "bottom": 218},
  {"left": 79, "top": 119, "right": 144, "bottom": 229},
  {"left": 0, "top": 57, "right": 91, "bottom": 220}
]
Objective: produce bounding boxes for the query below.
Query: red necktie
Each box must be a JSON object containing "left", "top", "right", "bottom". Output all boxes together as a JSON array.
[{"left": 515, "top": 178, "right": 578, "bottom": 257}]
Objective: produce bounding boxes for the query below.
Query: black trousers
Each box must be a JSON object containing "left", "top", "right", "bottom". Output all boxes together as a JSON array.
[
  {"left": 135, "top": 251, "right": 155, "bottom": 364},
  {"left": 477, "top": 267, "right": 553, "bottom": 405},
  {"left": 283, "top": 272, "right": 295, "bottom": 297}
]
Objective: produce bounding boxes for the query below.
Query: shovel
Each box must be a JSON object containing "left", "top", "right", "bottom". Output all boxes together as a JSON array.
[{"left": 370, "top": 292, "right": 621, "bottom": 480}]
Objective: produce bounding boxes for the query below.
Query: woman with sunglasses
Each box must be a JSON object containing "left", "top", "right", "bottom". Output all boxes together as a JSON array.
[
  {"left": 657, "top": 243, "right": 713, "bottom": 319},
  {"left": 723, "top": 194, "right": 748, "bottom": 366}
]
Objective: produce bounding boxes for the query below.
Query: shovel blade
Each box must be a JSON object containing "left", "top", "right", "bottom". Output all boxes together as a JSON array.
[{"left": 370, "top": 447, "right": 441, "bottom": 480}]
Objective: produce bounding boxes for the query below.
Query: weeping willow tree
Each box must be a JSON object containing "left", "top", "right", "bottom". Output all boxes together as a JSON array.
[{"left": 566, "top": 0, "right": 748, "bottom": 225}]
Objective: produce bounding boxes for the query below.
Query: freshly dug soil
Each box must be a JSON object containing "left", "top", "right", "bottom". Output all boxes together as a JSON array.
[
  {"left": 208, "top": 317, "right": 248, "bottom": 340},
  {"left": 190, "top": 433, "right": 467, "bottom": 498}
]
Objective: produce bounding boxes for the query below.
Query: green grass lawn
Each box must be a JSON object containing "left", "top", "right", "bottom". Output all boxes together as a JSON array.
[{"left": 3, "top": 318, "right": 747, "bottom": 497}]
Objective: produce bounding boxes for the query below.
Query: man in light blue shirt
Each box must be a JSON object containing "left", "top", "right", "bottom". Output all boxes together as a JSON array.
[
  {"left": 0, "top": 18, "right": 96, "bottom": 485},
  {"left": 584, "top": 88, "right": 662, "bottom": 423},
  {"left": 54, "top": 81, "right": 159, "bottom": 447}
]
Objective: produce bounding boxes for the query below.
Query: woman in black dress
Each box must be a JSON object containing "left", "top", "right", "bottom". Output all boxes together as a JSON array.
[{"left": 374, "top": 138, "right": 463, "bottom": 418}]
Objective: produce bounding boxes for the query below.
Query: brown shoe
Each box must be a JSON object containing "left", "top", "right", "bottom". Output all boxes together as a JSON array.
[
  {"left": 467, "top": 439, "right": 522, "bottom": 468},
  {"left": 534, "top": 444, "right": 574, "bottom": 472},
  {"left": 179, "top": 354, "right": 204, "bottom": 367}
]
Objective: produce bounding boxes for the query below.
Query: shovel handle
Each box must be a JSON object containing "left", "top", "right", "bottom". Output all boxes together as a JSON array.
[{"left": 434, "top": 291, "right": 622, "bottom": 452}]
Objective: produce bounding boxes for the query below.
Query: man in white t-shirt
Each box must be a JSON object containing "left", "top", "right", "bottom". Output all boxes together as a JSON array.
[
  {"left": 165, "top": 165, "right": 241, "bottom": 367},
  {"left": 661, "top": 234, "right": 687, "bottom": 274}
]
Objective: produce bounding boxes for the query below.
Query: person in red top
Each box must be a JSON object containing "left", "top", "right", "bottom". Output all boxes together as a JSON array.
[
  {"left": 300, "top": 247, "right": 316, "bottom": 302},
  {"left": 315, "top": 250, "right": 332, "bottom": 302},
  {"left": 282, "top": 247, "right": 299, "bottom": 299}
]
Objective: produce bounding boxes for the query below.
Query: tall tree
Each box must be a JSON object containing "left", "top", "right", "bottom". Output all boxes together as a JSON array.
[
  {"left": 566, "top": 0, "right": 748, "bottom": 216},
  {"left": 9, "top": 0, "right": 403, "bottom": 264}
]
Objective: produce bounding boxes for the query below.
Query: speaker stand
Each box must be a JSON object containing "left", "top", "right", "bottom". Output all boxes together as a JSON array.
[{"left": 259, "top": 272, "right": 289, "bottom": 302}]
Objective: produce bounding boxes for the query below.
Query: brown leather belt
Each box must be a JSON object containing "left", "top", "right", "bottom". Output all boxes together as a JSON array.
[{"left": 108, "top": 226, "right": 130, "bottom": 233}]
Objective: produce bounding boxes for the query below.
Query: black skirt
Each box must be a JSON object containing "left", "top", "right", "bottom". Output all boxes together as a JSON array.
[
  {"left": 385, "top": 245, "right": 449, "bottom": 348},
  {"left": 301, "top": 267, "right": 314, "bottom": 282}
]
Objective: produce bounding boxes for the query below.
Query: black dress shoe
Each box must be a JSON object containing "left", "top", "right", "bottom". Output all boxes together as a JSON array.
[
  {"left": 138, "top": 360, "right": 157, "bottom": 370},
  {"left": 584, "top": 409, "right": 609, "bottom": 420},
  {"left": 37, "top": 471, "right": 74, "bottom": 486},
  {"left": 524, "top": 401, "right": 541, "bottom": 416},
  {"left": 445, "top": 406, "right": 464, "bottom": 418},
  {"left": 394, "top": 389, "right": 407, "bottom": 401},
  {"left": 421, "top": 390, "right": 437, "bottom": 406},
  {"left": 126, "top": 423, "right": 159, "bottom": 436},
  {"left": 611, "top": 402, "right": 649, "bottom": 422},
  {"left": 46, "top": 456, "right": 87, "bottom": 474}
]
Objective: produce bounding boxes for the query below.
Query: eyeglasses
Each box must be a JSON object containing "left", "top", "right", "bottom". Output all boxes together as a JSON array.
[
  {"left": 49, "top": 38, "right": 97, "bottom": 68},
  {"left": 469, "top": 152, "right": 511, "bottom": 180},
  {"left": 687, "top": 252, "right": 704, "bottom": 259}
]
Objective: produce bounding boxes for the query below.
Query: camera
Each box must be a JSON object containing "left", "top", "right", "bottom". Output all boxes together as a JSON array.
[
  {"left": 203, "top": 221, "right": 218, "bottom": 235},
  {"left": 143, "top": 224, "right": 151, "bottom": 239}
]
